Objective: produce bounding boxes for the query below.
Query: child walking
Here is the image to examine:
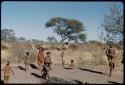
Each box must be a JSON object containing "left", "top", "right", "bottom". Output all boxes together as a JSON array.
[{"left": 3, "top": 61, "right": 14, "bottom": 84}]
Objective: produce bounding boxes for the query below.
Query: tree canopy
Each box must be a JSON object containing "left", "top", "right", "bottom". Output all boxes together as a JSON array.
[
  {"left": 1, "top": 28, "right": 17, "bottom": 42},
  {"left": 45, "top": 17, "right": 86, "bottom": 44},
  {"left": 98, "top": 4, "right": 123, "bottom": 44}
]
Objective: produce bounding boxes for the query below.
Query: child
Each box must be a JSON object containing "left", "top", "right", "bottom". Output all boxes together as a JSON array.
[
  {"left": 25, "top": 52, "right": 29, "bottom": 72},
  {"left": 106, "top": 44, "right": 116, "bottom": 76},
  {"left": 37, "top": 47, "right": 45, "bottom": 70},
  {"left": 3, "top": 61, "right": 14, "bottom": 84},
  {"left": 69, "top": 59, "right": 75, "bottom": 69},
  {"left": 42, "top": 52, "right": 52, "bottom": 80}
]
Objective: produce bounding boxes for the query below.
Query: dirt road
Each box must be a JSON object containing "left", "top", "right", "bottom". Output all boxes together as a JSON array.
[{"left": 1, "top": 64, "right": 123, "bottom": 84}]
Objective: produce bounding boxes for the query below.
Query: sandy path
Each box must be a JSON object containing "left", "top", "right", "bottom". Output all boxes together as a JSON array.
[{"left": 1, "top": 64, "right": 123, "bottom": 84}]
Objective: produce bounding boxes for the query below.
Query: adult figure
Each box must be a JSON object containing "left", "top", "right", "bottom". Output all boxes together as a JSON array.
[
  {"left": 37, "top": 47, "right": 45, "bottom": 70},
  {"left": 106, "top": 44, "right": 116, "bottom": 76}
]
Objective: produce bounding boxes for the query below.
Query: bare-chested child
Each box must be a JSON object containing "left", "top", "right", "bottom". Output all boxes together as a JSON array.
[
  {"left": 3, "top": 61, "right": 14, "bottom": 83},
  {"left": 106, "top": 44, "right": 116, "bottom": 76},
  {"left": 25, "top": 52, "right": 29, "bottom": 72},
  {"left": 69, "top": 59, "right": 75, "bottom": 69},
  {"left": 42, "top": 52, "right": 52, "bottom": 80}
]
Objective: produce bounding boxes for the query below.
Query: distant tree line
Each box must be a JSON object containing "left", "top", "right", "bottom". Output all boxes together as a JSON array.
[{"left": 1, "top": 28, "right": 44, "bottom": 43}]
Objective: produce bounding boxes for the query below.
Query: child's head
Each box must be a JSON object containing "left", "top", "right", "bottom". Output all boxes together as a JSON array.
[
  {"left": 6, "top": 61, "right": 10, "bottom": 65},
  {"left": 26, "top": 52, "right": 29, "bottom": 56},
  {"left": 71, "top": 59, "right": 74, "bottom": 63},
  {"left": 40, "top": 47, "right": 44, "bottom": 51},
  {"left": 46, "top": 52, "right": 51, "bottom": 56}
]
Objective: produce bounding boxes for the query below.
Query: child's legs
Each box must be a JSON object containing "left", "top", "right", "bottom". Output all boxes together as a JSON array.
[
  {"left": 41, "top": 63, "right": 44, "bottom": 70},
  {"left": 112, "top": 58, "right": 115, "bottom": 69},
  {"left": 46, "top": 64, "right": 50, "bottom": 78},
  {"left": 4, "top": 76, "right": 6, "bottom": 83},
  {"left": 43, "top": 65, "right": 50, "bottom": 79},
  {"left": 38, "top": 60, "right": 44, "bottom": 70},
  {"left": 109, "top": 60, "right": 113, "bottom": 76},
  {"left": 46, "top": 71, "right": 50, "bottom": 77},
  {"left": 25, "top": 62, "right": 29, "bottom": 71},
  {"left": 4, "top": 76, "right": 10, "bottom": 83},
  {"left": 109, "top": 66, "right": 112, "bottom": 76}
]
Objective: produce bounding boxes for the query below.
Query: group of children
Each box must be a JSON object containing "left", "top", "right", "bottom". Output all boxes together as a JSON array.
[
  {"left": 3, "top": 44, "right": 117, "bottom": 84},
  {"left": 3, "top": 44, "right": 117, "bottom": 83},
  {"left": 2, "top": 51, "right": 75, "bottom": 84},
  {"left": 41, "top": 51, "right": 75, "bottom": 80}
]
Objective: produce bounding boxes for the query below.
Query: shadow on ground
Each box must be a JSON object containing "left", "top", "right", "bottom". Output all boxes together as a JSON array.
[
  {"left": 63, "top": 67, "right": 72, "bottom": 69},
  {"left": 78, "top": 67, "right": 107, "bottom": 76},
  {"left": 41, "top": 77, "right": 76, "bottom": 84},
  {"left": 54, "top": 64, "right": 69, "bottom": 66},
  {"left": 31, "top": 72, "right": 42, "bottom": 78},
  {"left": 17, "top": 66, "right": 26, "bottom": 71},
  {"left": 72, "top": 79, "right": 90, "bottom": 84},
  {"left": 30, "top": 64, "right": 38, "bottom": 70},
  {"left": 107, "top": 81, "right": 122, "bottom": 84},
  {"left": 41, "top": 77, "right": 89, "bottom": 84}
]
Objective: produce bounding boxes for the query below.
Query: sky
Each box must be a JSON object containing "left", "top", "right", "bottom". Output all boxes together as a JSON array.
[{"left": 1, "top": 1, "right": 123, "bottom": 42}]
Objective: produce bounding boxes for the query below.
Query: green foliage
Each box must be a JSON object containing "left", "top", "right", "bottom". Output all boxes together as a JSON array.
[
  {"left": 45, "top": 17, "right": 86, "bottom": 43},
  {"left": 47, "top": 36, "right": 57, "bottom": 43},
  {"left": 98, "top": 4, "right": 123, "bottom": 43},
  {"left": 18, "top": 37, "right": 25, "bottom": 41},
  {"left": 31, "top": 39, "right": 44, "bottom": 46},
  {"left": 79, "top": 34, "right": 86, "bottom": 41},
  {"left": 32, "top": 39, "right": 39, "bottom": 43},
  {"left": 1, "top": 28, "right": 17, "bottom": 42}
]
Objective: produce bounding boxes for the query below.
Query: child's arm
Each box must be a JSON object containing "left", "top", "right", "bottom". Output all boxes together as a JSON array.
[{"left": 10, "top": 66, "right": 14, "bottom": 75}]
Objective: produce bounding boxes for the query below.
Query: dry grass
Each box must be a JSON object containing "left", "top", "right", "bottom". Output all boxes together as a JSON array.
[{"left": 1, "top": 41, "right": 123, "bottom": 68}]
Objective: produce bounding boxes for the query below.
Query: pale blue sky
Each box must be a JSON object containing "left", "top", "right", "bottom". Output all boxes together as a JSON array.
[{"left": 1, "top": 1, "right": 123, "bottom": 42}]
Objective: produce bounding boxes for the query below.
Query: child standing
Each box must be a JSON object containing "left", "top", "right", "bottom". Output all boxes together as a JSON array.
[
  {"left": 69, "top": 59, "right": 75, "bottom": 69},
  {"left": 42, "top": 52, "right": 52, "bottom": 80},
  {"left": 3, "top": 61, "right": 14, "bottom": 83}
]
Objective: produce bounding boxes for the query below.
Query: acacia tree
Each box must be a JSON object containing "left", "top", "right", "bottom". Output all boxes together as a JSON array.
[
  {"left": 1, "top": 28, "right": 17, "bottom": 42},
  {"left": 45, "top": 17, "right": 86, "bottom": 66},
  {"left": 98, "top": 4, "right": 123, "bottom": 45}
]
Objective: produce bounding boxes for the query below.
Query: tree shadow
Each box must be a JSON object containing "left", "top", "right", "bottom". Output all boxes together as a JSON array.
[
  {"left": 54, "top": 64, "right": 69, "bottom": 66},
  {"left": 30, "top": 72, "right": 42, "bottom": 78},
  {"left": 72, "top": 79, "right": 89, "bottom": 84},
  {"left": 30, "top": 64, "right": 38, "bottom": 70},
  {"left": 63, "top": 67, "right": 72, "bottom": 69},
  {"left": 54, "top": 64, "right": 63, "bottom": 66},
  {"left": 41, "top": 77, "right": 90, "bottom": 84},
  {"left": 41, "top": 77, "right": 77, "bottom": 84},
  {"left": 78, "top": 67, "right": 107, "bottom": 76},
  {"left": 17, "top": 66, "right": 26, "bottom": 71},
  {"left": 107, "top": 81, "right": 122, "bottom": 84}
]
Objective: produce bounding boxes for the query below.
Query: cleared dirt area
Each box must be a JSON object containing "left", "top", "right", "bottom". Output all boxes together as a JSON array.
[{"left": 1, "top": 64, "right": 123, "bottom": 84}]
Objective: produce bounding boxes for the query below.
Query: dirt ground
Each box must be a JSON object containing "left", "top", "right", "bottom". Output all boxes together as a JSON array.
[{"left": 1, "top": 64, "right": 123, "bottom": 84}]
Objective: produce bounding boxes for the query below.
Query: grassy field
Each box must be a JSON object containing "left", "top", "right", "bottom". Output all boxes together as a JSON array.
[{"left": 1, "top": 41, "right": 123, "bottom": 68}]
